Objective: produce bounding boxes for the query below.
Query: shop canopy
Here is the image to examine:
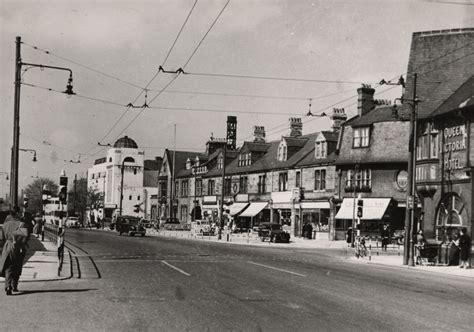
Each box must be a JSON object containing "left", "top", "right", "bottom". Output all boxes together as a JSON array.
[
  {"left": 239, "top": 202, "right": 268, "bottom": 218},
  {"left": 227, "top": 202, "right": 250, "bottom": 216},
  {"left": 335, "top": 198, "right": 392, "bottom": 220}
]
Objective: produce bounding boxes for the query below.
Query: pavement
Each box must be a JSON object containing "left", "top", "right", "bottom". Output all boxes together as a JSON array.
[
  {"left": 0, "top": 235, "right": 71, "bottom": 283},
  {"left": 1, "top": 227, "right": 472, "bottom": 285}
]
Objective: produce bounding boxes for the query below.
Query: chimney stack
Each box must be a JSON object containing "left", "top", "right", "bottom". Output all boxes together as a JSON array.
[
  {"left": 253, "top": 126, "right": 266, "bottom": 143},
  {"left": 357, "top": 84, "right": 375, "bottom": 117},
  {"left": 330, "top": 108, "right": 347, "bottom": 132},
  {"left": 288, "top": 118, "right": 302, "bottom": 137}
]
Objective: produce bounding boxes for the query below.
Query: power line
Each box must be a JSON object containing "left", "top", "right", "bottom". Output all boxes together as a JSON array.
[
  {"left": 183, "top": 71, "right": 366, "bottom": 85},
  {"left": 147, "top": 105, "right": 304, "bottom": 116},
  {"left": 182, "top": 0, "right": 231, "bottom": 69}
]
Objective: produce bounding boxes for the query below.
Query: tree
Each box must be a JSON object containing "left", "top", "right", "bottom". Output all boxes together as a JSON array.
[
  {"left": 67, "top": 178, "right": 103, "bottom": 218},
  {"left": 23, "top": 178, "right": 58, "bottom": 213}
]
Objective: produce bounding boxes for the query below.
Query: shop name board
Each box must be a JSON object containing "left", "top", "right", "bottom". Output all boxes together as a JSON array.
[{"left": 442, "top": 124, "right": 467, "bottom": 171}]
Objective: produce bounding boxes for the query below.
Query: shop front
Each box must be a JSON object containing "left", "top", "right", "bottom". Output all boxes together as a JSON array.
[
  {"left": 238, "top": 202, "right": 268, "bottom": 230},
  {"left": 300, "top": 201, "right": 330, "bottom": 240},
  {"left": 334, "top": 198, "right": 397, "bottom": 240}
]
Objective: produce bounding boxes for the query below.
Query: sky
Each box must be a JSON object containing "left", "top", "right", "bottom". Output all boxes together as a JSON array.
[{"left": 0, "top": 0, "right": 473, "bottom": 197}]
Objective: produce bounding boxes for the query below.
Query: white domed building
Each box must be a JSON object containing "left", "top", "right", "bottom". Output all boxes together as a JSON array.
[{"left": 87, "top": 136, "right": 161, "bottom": 223}]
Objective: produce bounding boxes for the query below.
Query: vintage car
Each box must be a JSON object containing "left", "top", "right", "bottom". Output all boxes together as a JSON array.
[
  {"left": 257, "top": 222, "right": 291, "bottom": 243},
  {"left": 190, "top": 220, "right": 213, "bottom": 236},
  {"left": 116, "top": 216, "right": 146, "bottom": 237}
]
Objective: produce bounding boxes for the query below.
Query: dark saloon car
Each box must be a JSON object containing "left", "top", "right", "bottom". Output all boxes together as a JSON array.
[
  {"left": 116, "top": 216, "right": 146, "bottom": 237},
  {"left": 257, "top": 222, "right": 290, "bottom": 243}
]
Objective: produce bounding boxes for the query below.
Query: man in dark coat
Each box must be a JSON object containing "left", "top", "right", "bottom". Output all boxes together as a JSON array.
[
  {"left": 0, "top": 207, "right": 31, "bottom": 295},
  {"left": 459, "top": 227, "right": 471, "bottom": 269}
]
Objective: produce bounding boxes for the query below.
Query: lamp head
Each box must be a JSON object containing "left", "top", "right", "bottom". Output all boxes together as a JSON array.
[
  {"left": 32, "top": 153, "right": 37, "bottom": 162},
  {"left": 64, "top": 74, "right": 75, "bottom": 97}
]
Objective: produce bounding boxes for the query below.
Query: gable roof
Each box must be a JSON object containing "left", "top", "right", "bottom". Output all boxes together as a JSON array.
[
  {"left": 165, "top": 149, "right": 206, "bottom": 175},
  {"left": 403, "top": 28, "right": 474, "bottom": 120}
]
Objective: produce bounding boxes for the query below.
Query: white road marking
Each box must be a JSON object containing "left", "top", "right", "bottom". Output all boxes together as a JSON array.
[
  {"left": 247, "top": 261, "right": 306, "bottom": 277},
  {"left": 162, "top": 260, "right": 191, "bottom": 276}
]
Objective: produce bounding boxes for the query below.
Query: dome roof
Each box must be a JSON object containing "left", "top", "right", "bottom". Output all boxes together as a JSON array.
[{"left": 113, "top": 136, "right": 138, "bottom": 149}]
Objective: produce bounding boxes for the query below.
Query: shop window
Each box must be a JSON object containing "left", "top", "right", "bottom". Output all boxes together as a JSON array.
[{"left": 353, "top": 127, "right": 370, "bottom": 148}]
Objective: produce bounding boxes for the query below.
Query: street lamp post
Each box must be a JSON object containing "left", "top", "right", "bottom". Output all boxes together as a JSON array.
[
  {"left": 119, "top": 157, "right": 135, "bottom": 216},
  {"left": 10, "top": 36, "right": 75, "bottom": 208}
]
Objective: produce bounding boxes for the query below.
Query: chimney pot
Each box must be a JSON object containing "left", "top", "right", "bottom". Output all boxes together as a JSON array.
[
  {"left": 357, "top": 85, "right": 375, "bottom": 117},
  {"left": 253, "top": 126, "right": 266, "bottom": 143}
]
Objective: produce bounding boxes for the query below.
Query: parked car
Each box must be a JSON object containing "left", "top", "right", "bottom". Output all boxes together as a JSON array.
[
  {"left": 116, "top": 216, "right": 146, "bottom": 237},
  {"left": 190, "top": 220, "right": 212, "bottom": 236},
  {"left": 65, "top": 216, "right": 80, "bottom": 228},
  {"left": 257, "top": 222, "right": 291, "bottom": 243}
]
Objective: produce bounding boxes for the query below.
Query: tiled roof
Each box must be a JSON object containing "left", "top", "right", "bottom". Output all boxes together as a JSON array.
[
  {"left": 240, "top": 142, "right": 271, "bottom": 153},
  {"left": 345, "top": 105, "right": 410, "bottom": 127},
  {"left": 319, "top": 131, "right": 340, "bottom": 142},
  {"left": 166, "top": 150, "right": 206, "bottom": 174},
  {"left": 144, "top": 158, "right": 162, "bottom": 171},
  {"left": 283, "top": 136, "right": 307, "bottom": 147},
  {"left": 403, "top": 29, "right": 474, "bottom": 120},
  {"left": 431, "top": 75, "right": 474, "bottom": 117}
]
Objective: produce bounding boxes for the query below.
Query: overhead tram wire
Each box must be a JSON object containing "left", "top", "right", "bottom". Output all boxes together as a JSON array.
[
  {"left": 110, "top": 0, "right": 231, "bottom": 141},
  {"left": 79, "top": 0, "right": 199, "bottom": 156}
]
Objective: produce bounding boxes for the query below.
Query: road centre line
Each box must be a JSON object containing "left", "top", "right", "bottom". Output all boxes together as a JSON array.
[
  {"left": 247, "top": 261, "right": 307, "bottom": 277},
  {"left": 162, "top": 260, "right": 191, "bottom": 276}
]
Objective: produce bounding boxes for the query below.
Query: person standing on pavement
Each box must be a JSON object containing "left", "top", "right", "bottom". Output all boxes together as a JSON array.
[
  {"left": 458, "top": 227, "right": 471, "bottom": 269},
  {"left": 381, "top": 224, "right": 390, "bottom": 251},
  {"left": 0, "top": 206, "right": 31, "bottom": 295},
  {"left": 33, "top": 213, "right": 42, "bottom": 238}
]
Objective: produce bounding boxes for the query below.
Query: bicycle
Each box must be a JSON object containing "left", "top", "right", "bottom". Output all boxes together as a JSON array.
[{"left": 354, "top": 236, "right": 368, "bottom": 258}]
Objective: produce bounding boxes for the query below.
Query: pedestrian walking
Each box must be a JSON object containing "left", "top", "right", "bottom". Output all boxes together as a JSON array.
[
  {"left": 0, "top": 206, "right": 31, "bottom": 295},
  {"left": 458, "top": 227, "right": 471, "bottom": 269},
  {"left": 33, "top": 213, "right": 42, "bottom": 238},
  {"left": 346, "top": 227, "right": 353, "bottom": 247},
  {"left": 381, "top": 224, "right": 390, "bottom": 251}
]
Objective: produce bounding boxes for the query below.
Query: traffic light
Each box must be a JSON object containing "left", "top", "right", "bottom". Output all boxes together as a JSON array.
[
  {"left": 59, "top": 176, "right": 68, "bottom": 203},
  {"left": 23, "top": 194, "right": 29, "bottom": 209},
  {"left": 134, "top": 204, "right": 140, "bottom": 213},
  {"left": 357, "top": 199, "right": 363, "bottom": 218},
  {"left": 42, "top": 185, "right": 51, "bottom": 204}
]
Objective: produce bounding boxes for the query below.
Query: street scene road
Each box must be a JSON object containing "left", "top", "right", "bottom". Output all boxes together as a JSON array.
[{"left": 1, "top": 229, "right": 473, "bottom": 331}]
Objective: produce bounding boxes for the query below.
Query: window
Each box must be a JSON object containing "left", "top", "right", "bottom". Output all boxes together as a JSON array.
[
  {"left": 239, "top": 176, "right": 248, "bottom": 194},
  {"left": 278, "top": 172, "right": 288, "bottom": 191},
  {"left": 134, "top": 168, "right": 137, "bottom": 175},
  {"left": 208, "top": 179, "right": 215, "bottom": 196},
  {"left": 315, "top": 141, "right": 327, "bottom": 158},
  {"left": 345, "top": 169, "right": 371, "bottom": 191},
  {"left": 109, "top": 157, "right": 112, "bottom": 162},
  {"left": 181, "top": 180, "right": 189, "bottom": 197},
  {"left": 238, "top": 153, "right": 252, "bottom": 166},
  {"left": 137, "top": 196, "right": 140, "bottom": 201},
  {"left": 224, "top": 178, "right": 232, "bottom": 195},
  {"left": 180, "top": 205, "right": 188, "bottom": 223},
  {"left": 296, "top": 171, "right": 301, "bottom": 188},
  {"left": 314, "top": 169, "right": 326, "bottom": 191},
  {"left": 174, "top": 180, "right": 179, "bottom": 198},
  {"left": 129, "top": 195, "right": 132, "bottom": 200},
  {"left": 159, "top": 182, "right": 167, "bottom": 198},
  {"left": 195, "top": 179, "right": 203, "bottom": 197},
  {"left": 186, "top": 159, "right": 192, "bottom": 170},
  {"left": 353, "top": 127, "right": 370, "bottom": 147},
  {"left": 217, "top": 155, "right": 223, "bottom": 170},
  {"left": 417, "top": 123, "right": 439, "bottom": 160},
  {"left": 258, "top": 174, "right": 267, "bottom": 194},
  {"left": 278, "top": 142, "right": 287, "bottom": 161}
]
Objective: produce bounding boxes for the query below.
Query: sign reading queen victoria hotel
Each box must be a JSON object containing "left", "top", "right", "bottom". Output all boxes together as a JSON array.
[{"left": 442, "top": 124, "right": 467, "bottom": 174}]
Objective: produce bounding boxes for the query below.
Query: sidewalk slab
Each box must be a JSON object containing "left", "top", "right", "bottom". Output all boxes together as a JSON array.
[{"left": 0, "top": 236, "right": 71, "bottom": 283}]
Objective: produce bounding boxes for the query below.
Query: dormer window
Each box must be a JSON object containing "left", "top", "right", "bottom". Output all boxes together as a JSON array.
[
  {"left": 278, "top": 141, "right": 288, "bottom": 161},
  {"left": 315, "top": 141, "right": 327, "bottom": 159},
  {"left": 238, "top": 152, "right": 252, "bottom": 166},
  {"left": 217, "top": 154, "right": 223, "bottom": 170},
  {"left": 195, "top": 157, "right": 200, "bottom": 167},
  {"left": 353, "top": 127, "right": 370, "bottom": 148}
]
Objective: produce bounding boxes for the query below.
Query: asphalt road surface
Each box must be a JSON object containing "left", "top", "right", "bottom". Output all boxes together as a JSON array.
[{"left": 1, "top": 229, "right": 473, "bottom": 331}]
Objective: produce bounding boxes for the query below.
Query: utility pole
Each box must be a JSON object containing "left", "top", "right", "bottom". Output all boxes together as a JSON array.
[
  {"left": 73, "top": 174, "right": 77, "bottom": 215},
  {"left": 403, "top": 73, "right": 418, "bottom": 266},
  {"left": 218, "top": 142, "right": 227, "bottom": 240},
  {"left": 10, "top": 36, "right": 22, "bottom": 208}
]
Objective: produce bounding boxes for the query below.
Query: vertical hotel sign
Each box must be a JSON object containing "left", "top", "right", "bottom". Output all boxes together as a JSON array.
[{"left": 442, "top": 123, "right": 468, "bottom": 179}]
